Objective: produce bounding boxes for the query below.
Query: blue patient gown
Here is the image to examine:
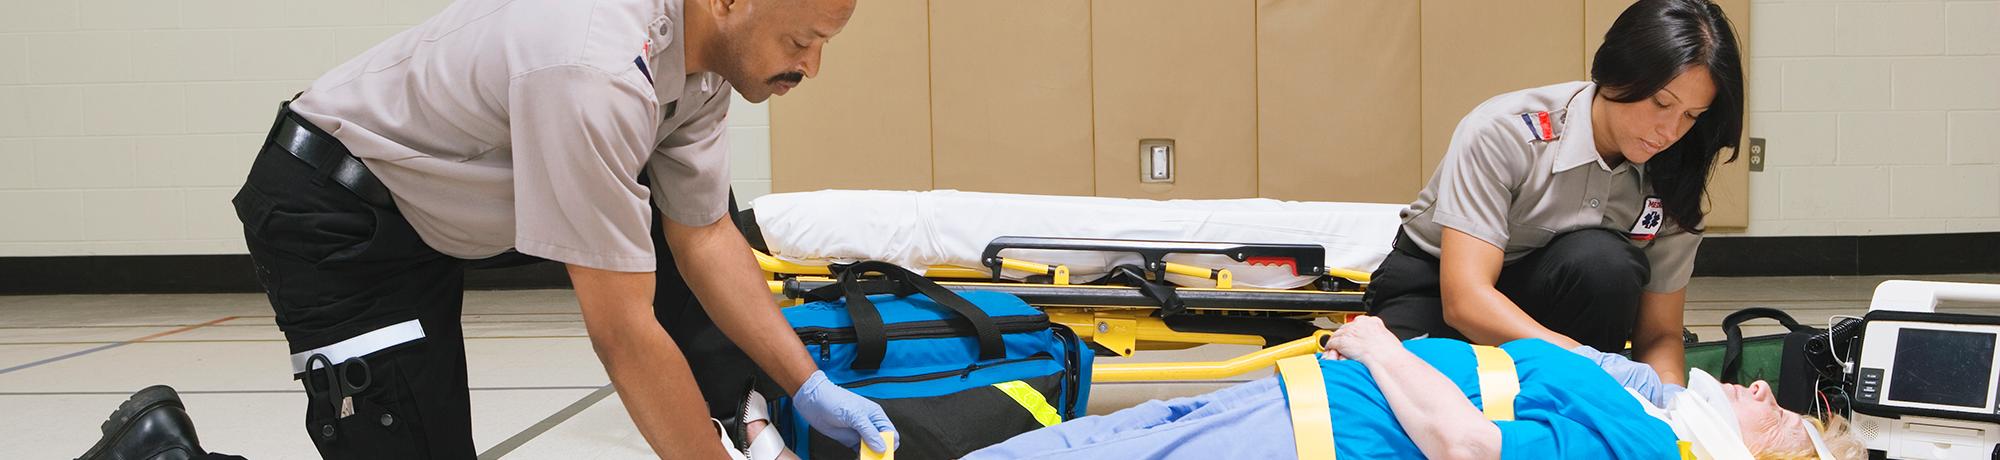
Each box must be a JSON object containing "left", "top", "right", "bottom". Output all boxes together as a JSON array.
[{"left": 963, "top": 338, "right": 1677, "bottom": 460}]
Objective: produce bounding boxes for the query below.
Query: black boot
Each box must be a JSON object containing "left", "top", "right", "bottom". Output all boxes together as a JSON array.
[{"left": 77, "top": 385, "right": 206, "bottom": 460}]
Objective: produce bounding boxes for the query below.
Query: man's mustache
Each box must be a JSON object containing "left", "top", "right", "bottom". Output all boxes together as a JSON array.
[{"left": 769, "top": 72, "right": 805, "bottom": 85}]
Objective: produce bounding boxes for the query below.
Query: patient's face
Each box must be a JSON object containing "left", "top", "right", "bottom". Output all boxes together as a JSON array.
[{"left": 1726, "top": 381, "right": 1811, "bottom": 454}]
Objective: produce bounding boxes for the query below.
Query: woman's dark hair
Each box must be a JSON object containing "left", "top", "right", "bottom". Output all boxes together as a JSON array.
[{"left": 1591, "top": 0, "right": 1744, "bottom": 233}]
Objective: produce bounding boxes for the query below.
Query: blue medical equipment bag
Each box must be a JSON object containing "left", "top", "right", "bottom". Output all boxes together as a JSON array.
[{"left": 772, "top": 261, "right": 1092, "bottom": 460}]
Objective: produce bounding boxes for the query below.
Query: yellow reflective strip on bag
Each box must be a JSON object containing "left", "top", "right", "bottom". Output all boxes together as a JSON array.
[
  {"left": 991, "top": 380, "right": 1063, "bottom": 427},
  {"left": 1276, "top": 354, "right": 1337, "bottom": 459},
  {"left": 1472, "top": 345, "right": 1519, "bottom": 421}
]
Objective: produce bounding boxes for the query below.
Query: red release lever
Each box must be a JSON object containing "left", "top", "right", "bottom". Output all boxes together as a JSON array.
[{"left": 1244, "top": 256, "right": 1300, "bottom": 276}]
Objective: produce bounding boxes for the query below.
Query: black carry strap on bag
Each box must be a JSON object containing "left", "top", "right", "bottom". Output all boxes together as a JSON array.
[{"left": 823, "top": 261, "right": 1006, "bottom": 370}]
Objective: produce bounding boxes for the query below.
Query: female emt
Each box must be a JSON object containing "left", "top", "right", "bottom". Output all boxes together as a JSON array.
[{"left": 1368, "top": 0, "right": 1744, "bottom": 387}]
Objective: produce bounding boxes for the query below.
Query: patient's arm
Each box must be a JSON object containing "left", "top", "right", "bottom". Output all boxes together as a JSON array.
[{"left": 1329, "top": 317, "right": 1501, "bottom": 460}]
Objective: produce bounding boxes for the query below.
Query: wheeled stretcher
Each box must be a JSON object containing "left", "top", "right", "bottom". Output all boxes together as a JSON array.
[{"left": 745, "top": 190, "right": 1406, "bottom": 382}]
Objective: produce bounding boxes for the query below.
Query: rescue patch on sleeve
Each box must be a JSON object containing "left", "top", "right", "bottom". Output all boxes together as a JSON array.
[{"left": 1519, "top": 111, "right": 1558, "bottom": 142}]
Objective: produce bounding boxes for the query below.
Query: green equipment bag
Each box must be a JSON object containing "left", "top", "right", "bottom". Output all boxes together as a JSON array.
[{"left": 1682, "top": 307, "right": 1852, "bottom": 415}]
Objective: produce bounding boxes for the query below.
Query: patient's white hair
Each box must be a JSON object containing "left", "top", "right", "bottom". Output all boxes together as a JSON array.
[{"left": 1756, "top": 414, "right": 1864, "bottom": 460}]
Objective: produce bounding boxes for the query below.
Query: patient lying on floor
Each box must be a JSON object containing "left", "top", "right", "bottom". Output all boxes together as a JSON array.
[{"left": 965, "top": 316, "right": 1863, "bottom": 460}]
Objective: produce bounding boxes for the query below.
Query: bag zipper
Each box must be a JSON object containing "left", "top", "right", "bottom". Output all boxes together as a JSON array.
[
  {"left": 794, "top": 315, "right": 1051, "bottom": 345},
  {"left": 812, "top": 331, "right": 831, "bottom": 361},
  {"left": 840, "top": 354, "right": 1055, "bottom": 389},
  {"left": 1051, "top": 325, "right": 1083, "bottom": 418}
]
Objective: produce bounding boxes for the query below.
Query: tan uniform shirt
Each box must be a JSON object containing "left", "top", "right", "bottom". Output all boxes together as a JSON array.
[
  {"left": 289, "top": 0, "right": 732, "bottom": 272},
  {"left": 1400, "top": 81, "right": 1702, "bottom": 293}
]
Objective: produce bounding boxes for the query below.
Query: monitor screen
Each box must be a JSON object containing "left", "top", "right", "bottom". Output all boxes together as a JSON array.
[{"left": 1889, "top": 328, "right": 1996, "bottom": 409}]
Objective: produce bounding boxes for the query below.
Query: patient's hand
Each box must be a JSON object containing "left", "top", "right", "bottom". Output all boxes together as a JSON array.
[
  {"left": 1325, "top": 316, "right": 1402, "bottom": 364},
  {"left": 1330, "top": 315, "right": 1503, "bottom": 459}
]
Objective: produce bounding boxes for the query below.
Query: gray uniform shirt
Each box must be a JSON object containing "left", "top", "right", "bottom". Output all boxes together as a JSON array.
[
  {"left": 289, "top": 0, "right": 732, "bottom": 272},
  {"left": 1400, "top": 81, "right": 1702, "bottom": 293}
]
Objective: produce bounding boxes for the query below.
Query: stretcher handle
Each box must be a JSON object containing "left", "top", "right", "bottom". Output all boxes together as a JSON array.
[
  {"left": 979, "top": 236, "right": 1327, "bottom": 280},
  {"left": 1870, "top": 280, "right": 2000, "bottom": 313},
  {"left": 836, "top": 261, "right": 1006, "bottom": 370}
]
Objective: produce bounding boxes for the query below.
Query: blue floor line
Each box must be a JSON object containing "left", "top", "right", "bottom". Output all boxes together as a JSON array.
[
  {"left": 0, "top": 342, "right": 130, "bottom": 375},
  {"left": 0, "top": 316, "right": 236, "bottom": 375}
]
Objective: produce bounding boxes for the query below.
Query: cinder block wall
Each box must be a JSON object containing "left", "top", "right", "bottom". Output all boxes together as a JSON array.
[
  {"left": 1742, "top": 0, "right": 2000, "bottom": 235},
  {"left": 0, "top": 0, "right": 773, "bottom": 256}
]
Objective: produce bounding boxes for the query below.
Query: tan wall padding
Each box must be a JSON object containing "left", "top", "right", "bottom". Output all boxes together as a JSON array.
[
  {"left": 769, "top": 0, "right": 934, "bottom": 192},
  {"left": 770, "top": 0, "right": 1750, "bottom": 222},
  {"left": 1702, "top": 0, "right": 1751, "bottom": 230},
  {"left": 1420, "top": 0, "right": 1586, "bottom": 177},
  {"left": 929, "top": 1, "right": 1096, "bottom": 195},
  {"left": 1584, "top": 0, "right": 1631, "bottom": 75},
  {"left": 1256, "top": 0, "right": 1423, "bottom": 203},
  {"left": 1091, "top": 0, "right": 1258, "bottom": 199}
]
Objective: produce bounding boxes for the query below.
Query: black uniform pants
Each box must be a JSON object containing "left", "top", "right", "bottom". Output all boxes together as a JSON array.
[
  {"left": 1363, "top": 228, "right": 1650, "bottom": 351},
  {"left": 234, "top": 107, "right": 757, "bottom": 459}
]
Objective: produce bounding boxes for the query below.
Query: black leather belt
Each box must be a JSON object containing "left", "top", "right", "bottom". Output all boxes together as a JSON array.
[
  {"left": 1391, "top": 230, "right": 1438, "bottom": 262},
  {"left": 272, "top": 104, "right": 395, "bottom": 209}
]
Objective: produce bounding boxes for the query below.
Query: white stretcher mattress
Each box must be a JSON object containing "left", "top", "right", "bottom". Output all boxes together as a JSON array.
[{"left": 750, "top": 190, "right": 1406, "bottom": 289}]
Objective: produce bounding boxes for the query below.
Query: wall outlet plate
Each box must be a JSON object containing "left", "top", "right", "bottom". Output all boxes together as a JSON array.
[
  {"left": 1748, "top": 137, "right": 1765, "bottom": 172},
  {"left": 1140, "top": 139, "right": 1174, "bottom": 183}
]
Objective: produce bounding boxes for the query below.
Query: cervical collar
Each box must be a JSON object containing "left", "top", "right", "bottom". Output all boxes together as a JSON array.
[
  {"left": 1685, "top": 369, "right": 1742, "bottom": 434},
  {"left": 1668, "top": 369, "right": 1756, "bottom": 460}
]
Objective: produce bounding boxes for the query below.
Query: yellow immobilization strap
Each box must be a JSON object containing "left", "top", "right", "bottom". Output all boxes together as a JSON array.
[
  {"left": 1472, "top": 345, "right": 1520, "bottom": 421},
  {"left": 859, "top": 432, "right": 897, "bottom": 460},
  {"left": 991, "top": 380, "right": 1064, "bottom": 427},
  {"left": 1276, "top": 354, "right": 1337, "bottom": 459},
  {"left": 1678, "top": 440, "right": 1696, "bottom": 460}
]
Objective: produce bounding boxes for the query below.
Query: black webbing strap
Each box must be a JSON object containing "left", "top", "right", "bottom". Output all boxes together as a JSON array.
[
  {"left": 836, "top": 261, "right": 1005, "bottom": 370},
  {"left": 1720, "top": 307, "right": 1810, "bottom": 382}
]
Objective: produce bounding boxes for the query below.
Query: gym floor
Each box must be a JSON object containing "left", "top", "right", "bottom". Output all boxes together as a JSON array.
[{"left": 6, "top": 274, "right": 1999, "bottom": 459}]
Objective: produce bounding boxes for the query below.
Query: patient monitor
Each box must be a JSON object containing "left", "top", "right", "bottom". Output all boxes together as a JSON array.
[{"left": 1852, "top": 281, "right": 2000, "bottom": 459}]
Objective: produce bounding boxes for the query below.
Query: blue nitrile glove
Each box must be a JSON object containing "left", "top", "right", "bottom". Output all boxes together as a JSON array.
[
  {"left": 1571, "top": 345, "right": 1686, "bottom": 407},
  {"left": 793, "top": 370, "right": 897, "bottom": 452}
]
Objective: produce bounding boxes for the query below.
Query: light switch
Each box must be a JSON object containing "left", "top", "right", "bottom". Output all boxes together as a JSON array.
[
  {"left": 1140, "top": 139, "right": 1174, "bottom": 183},
  {"left": 1150, "top": 146, "right": 1170, "bottom": 179}
]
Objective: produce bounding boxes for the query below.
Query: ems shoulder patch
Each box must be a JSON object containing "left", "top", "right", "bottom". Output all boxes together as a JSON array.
[{"left": 1519, "top": 111, "right": 1558, "bottom": 142}]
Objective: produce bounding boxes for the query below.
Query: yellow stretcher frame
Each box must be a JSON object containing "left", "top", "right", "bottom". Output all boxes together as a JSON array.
[{"left": 756, "top": 248, "right": 1370, "bottom": 383}]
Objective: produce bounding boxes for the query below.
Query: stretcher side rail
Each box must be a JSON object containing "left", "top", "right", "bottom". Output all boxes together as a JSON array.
[
  {"left": 981, "top": 236, "right": 1329, "bottom": 280},
  {"left": 776, "top": 277, "right": 1364, "bottom": 313},
  {"left": 1093, "top": 330, "right": 1334, "bottom": 382}
]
